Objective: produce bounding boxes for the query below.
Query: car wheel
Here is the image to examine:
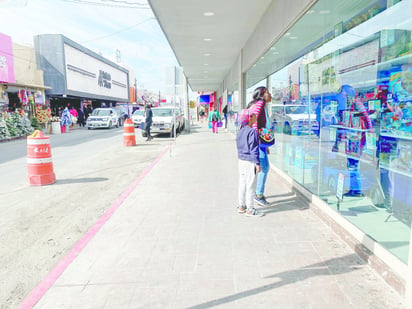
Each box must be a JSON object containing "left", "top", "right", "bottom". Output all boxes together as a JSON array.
[
  {"left": 170, "top": 126, "right": 175, "bottom": 137},
  {"left": 142, "top": 132, "right": 147, "bottom": 137},
  {"left": 108, "top": 121, "right": 112, "bottom": 129},
  {"left": 88, "top": 127, "right": 91, "bottom": 130},
  {"left": 116, "top": 120, "right": 119, "bottom": 128},
  {"left": 283, "top": 123, "right": 291, "bottom": 135}
]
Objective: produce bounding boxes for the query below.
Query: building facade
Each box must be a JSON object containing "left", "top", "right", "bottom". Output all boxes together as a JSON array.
[{"left": 34, "top": 34, "right": 130, "bottom": 113}]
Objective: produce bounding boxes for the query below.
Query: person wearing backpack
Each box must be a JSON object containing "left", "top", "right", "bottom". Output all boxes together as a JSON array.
[
  {"left": 236, "top": 105, "right": 264, "bottom": 217},
  {"left": 208, "top": 106, "right": 221, "bottom": 133},
  {"left": 248, "top": 86, "right": 273, "bottom": 206}
]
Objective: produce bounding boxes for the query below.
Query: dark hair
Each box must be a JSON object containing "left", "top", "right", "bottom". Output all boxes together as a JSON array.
[
  {"left": 341, "top": 85, "right": 355, "bottom": 97},
  {"left": 252, "top": 86, "right": 267, "bottom": 102}
]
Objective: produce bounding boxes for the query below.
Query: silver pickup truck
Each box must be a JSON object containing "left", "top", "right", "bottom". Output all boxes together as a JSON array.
[{"left": 142, "top": 106, "right": 185, "bottom": 137}]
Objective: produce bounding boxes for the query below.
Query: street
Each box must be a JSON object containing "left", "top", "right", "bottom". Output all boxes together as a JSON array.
[{"left": 0, "top": 127, "right": 173, "bottom": 309}]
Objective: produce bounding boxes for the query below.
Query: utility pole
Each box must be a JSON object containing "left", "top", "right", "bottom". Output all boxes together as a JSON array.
[{"left": 134, "top": 78, "right": 138, "bottom": 106}]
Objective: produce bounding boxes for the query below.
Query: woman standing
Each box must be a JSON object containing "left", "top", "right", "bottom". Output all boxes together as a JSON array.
[
  {"left": 249, "top": 86, "right": 272, "bottom": 206},
  {"left": 69, "top": 106, "right": 78, "bottom": 128},
  {"left": 208, "top": 106, "right": 221, "bottom": 134}
]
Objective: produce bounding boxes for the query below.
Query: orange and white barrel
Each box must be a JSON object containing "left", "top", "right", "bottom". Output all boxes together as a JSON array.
[
  {"left": 27, "top": 130, "right": 56, "bottom": 186},
  {"left": 123, "top": 118, "right": 136, "bottom": 146}
]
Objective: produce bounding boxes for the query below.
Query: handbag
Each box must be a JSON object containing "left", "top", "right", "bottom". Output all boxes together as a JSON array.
[
  {"left": 259, "top": 107, "right": 275, "bottom": 147},
  {"left": 139, "top": 122, "right": 145, "bottom": 130},
  {"left": 208, "top": 122, "right": 212, "bottom": 129},
  {"left": 217, "top": 121, "right": 223, "bottom": 127},
  {"left": 212, "top": 113, "right": 218, "bottom": 122}
]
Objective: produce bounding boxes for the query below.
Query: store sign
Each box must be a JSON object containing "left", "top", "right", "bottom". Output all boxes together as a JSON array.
[
  {"left": 0, "top": 32, "right": 15, "bottom": 83},
  {"left": 98, "top": 70, "right": 111, "bottom": 89},
  {"left": 64, "top": 44, "right": 128, "bottom": 100}
]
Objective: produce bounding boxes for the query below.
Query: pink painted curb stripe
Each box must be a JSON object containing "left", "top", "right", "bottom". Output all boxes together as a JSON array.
[{"left": 20, "top": 144, "right": 172, "bottom": 309}]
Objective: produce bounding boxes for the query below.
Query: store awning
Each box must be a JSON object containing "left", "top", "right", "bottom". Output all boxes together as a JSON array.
[{"left": 1, "top": 82, "right": 52, "bottom": 90}]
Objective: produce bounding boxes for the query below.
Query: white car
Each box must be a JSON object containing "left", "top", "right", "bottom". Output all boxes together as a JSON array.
[
  {"left": 86, "top": 108, "right": 120, "bottom": 129},
  {"left": 131, "top": 109, "right": 145, "bottom": 128},
  {"left": 143, "top": 106, "right": 184, "bottom": 137},
  {"left": 271, "top": 104, "right": 319, "bottom": 135}
]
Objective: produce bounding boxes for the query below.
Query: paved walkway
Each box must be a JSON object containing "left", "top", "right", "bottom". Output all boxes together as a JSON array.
[{"left": 23, "top": 123, "right": 405, "bottom": 308}]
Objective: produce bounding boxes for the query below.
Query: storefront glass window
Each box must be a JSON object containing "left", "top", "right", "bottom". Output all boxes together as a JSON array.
[{"left": 250, "top": 0, "right": 412, "bottom": 264}]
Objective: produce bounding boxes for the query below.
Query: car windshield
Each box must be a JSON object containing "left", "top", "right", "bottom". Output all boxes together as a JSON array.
[
  {"left": 133, "top": 110, "right": 144, "bottom": 116},
  {"left": 285, "top": 106, "right": 309, "bottom": 114},
  {"left": 272, "top": 106, "right": 284, "bottom": 114},
  {"left": 152, "top": 109, "right": 173, "bottom": 117},
  {"left": 92, "top": 109, "right": 111, "bottom": 116}
]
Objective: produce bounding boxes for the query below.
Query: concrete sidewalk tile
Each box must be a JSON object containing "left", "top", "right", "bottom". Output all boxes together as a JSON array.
[
  {"left": 173, "top": 278, "right": 235, "bottom": 308},
  {"left": 89, "top": 257, "right": 146, "bottom": 284},
  {"left": 102, "top": 284, "right": 136, "bottom": 309},
  {"left": 34, "top": 286, "right": 85, "bottom": 309},
  {"left": 172, "top": 254, "right": 198, "bottom": 273},
  {"left": 129, "top": 287, "right": 178, "bottom": 309}
]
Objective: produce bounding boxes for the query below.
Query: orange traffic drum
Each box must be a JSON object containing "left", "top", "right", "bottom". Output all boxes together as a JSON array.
[
  {"left": 123, "top": 118, "right": 136, "bottom": 146},
  {"left": 27, "top": 130, "right": 56, "bottom": 186}
]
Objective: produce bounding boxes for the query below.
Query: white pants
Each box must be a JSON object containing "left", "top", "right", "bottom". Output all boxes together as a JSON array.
[{"left": 238, "top": 159, "right": 257, "bottom": 211}]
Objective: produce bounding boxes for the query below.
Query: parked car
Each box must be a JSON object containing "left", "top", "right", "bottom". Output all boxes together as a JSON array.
[
  {"left": 142, "top": 106, "right": 185, "bottom": 137},
  {"left": 131, "top": 109, "right": 145, "bottom": 128},
  {"left": 271, "top": 104, "right": 319, "bottom": 135},
  {"left": 86, "top": 108, "right": 120, "bottom": 129},
  {"left": 113, "top": 107, "right": 128, "bottom": 126}
]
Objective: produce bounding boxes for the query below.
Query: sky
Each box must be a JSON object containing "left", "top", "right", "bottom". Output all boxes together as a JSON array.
[{"left": 0, "top": 0, "right": 178, "bottom": 93}]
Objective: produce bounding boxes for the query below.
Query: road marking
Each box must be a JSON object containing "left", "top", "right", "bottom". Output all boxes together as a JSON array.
[{"left": 19, "top": 143, "right": 172, "bottom": 309}]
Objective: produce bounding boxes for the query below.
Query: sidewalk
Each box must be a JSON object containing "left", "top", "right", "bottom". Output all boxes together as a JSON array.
[{"left": 23, "top": 123, "right": 405, "bottom": 308}]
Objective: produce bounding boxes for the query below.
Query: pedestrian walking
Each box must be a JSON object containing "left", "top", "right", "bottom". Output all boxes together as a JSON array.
[
  {"left": 69, "top": 106, "right": 78, "bottom": 128},
  {"left": 144, "top": 104, "right": 153, "bottom": 141},
  {"left": 208, "top": 106, "right": 221, "bottom": 133},
  {"left": 222, "top": 105, "right": 228, "bottom": 129},
  {"left": 199, "top": 109, "right": 205, "bottom": 123},
  {"left": 248, "top": 86, "right": 273, "bottom": 207},
  {"left": 85, "top": 105, "right": 93, "bottom": 120},
  {"left": 60, "top": 107, "right": 72, "bottom": 131},
  {"left": 236, "top": 105, "right": 264, "bottom": 217},
  {"left": 77, "top": 108, "right": 85, "bottom": 127}
]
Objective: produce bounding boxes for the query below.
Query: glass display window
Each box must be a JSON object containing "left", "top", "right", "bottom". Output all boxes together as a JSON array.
[{"left": 256, "top": 0, "right": 412, "bottom": 264}]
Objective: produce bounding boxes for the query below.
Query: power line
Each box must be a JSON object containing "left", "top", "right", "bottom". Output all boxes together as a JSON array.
[
  {"left": 80, "top": 17, "right": 155, "bottom": 44},
  {"left": 98, "top": 0, "right": 147, "bottom": 6},
  {"left": 58, "top": 0, "right": 150, "bottom": 9}
]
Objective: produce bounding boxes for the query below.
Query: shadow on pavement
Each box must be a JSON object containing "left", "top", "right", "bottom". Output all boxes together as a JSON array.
[
  {"left": 55, "top": 177, "right": 108, "bottom": 184},
  {"left": 186, "top": 254, "right": 363, "bottom": 309}
]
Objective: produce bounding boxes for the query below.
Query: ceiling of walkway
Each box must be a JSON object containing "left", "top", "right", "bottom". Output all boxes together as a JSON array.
[
  {"left": 149, "top": 0, "right": 388, "bottom": 94},
  {"left": 148, "top": 0, "right": 272, "bottom": 93}
]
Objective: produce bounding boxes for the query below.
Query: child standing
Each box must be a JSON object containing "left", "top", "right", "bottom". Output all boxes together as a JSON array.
[{"left": 236, "top": 106, "right": 264, "bottom": 217}]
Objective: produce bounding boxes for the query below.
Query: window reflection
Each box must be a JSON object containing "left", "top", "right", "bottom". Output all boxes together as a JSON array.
[{"left": 264, "top": 0, "right": 412, "bottom": 263}]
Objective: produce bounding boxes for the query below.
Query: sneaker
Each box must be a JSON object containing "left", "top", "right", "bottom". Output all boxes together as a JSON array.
[
  {"left": 237, "top": 206, "right": 246, "bottom": 213},
  {"left": 254, "top": 195, "right": 269, "bottom": 207},
  {"left": 343, "top": 191, "right": 365, "bottom": 198},
  {"left": 374, "top": 203, "right": 386, "bottom": 209},
  {"left": 245, "top": 208, "right": 265, "bottom": 217}
]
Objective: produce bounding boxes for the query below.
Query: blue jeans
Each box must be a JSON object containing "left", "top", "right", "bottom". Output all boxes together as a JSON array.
[
  {"left": 380, "top": 167, "right": 393, "bottom": 208},
  {"left": 347, "top": 158, "right": 361, "bottom": 193},
  {"left": 256, "top": 146, "right": 269, "bottom": 196}
]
